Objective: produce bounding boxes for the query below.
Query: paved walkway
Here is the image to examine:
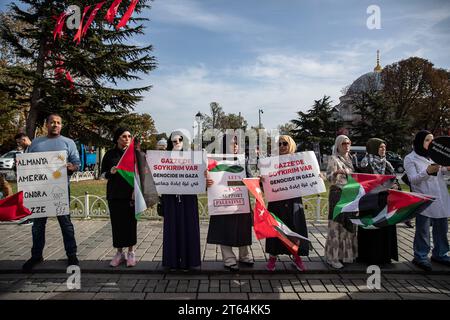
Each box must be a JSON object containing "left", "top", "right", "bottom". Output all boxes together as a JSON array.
[{"left": 0, "top": 220, "right": 449, "bottom": 300}]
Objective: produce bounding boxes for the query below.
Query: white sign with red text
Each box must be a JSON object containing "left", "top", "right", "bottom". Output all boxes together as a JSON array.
[
  {"left": 207, "top": 154, "right": 250, "bottom": 215},
  {"left": 258, "top": 151, "right": 326, "bottom": 202},
  {"left": 146, "top": 150, "right": 207, "bottom": 194}
]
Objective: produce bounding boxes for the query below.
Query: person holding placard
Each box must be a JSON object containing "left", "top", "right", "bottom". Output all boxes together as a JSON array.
[
  {"left": 161, "top": 130, "right": 201, "bottom": 271},
  {"left": 22, "top": 114, "right": 80, "bottom": 272},
  {"left": 101, "top": 128, "right": 138, "bottom": 268},
  {"left": 324, "top": 135, "right": 358, "bottom": 270},
  {"left": 404, "top": 130, "right": 450, "bottom": 271},
  {"left": 206, "top": 134, "right": 254, "bottom": 272},
  {"left": 357, "top": 138, "right": 399, "bottom": 265},
  {"left": 265, "top": 135, "right": 308, "bottom": 272}
]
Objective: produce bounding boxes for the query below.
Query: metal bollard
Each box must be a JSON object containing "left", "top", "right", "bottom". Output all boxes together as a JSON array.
[
  {"left": 84, "top": 191, "right": 91, "bottom": 220},
  {"left": 316, "top": 195, "right": 321, "bottom": 222}
]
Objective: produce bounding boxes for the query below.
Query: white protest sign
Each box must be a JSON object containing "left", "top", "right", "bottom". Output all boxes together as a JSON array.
[
  {"left": 258, "top": 151, "right": 326, "bottom": 202},
  {"left": 207, "top": 154, "right": 250, "bottom": 216},
  {"left": 16, "top": 151, "right": 69, "bottom": 218},
  {"left": 146, "top": 150, "right": 206, "bottom": 194}
]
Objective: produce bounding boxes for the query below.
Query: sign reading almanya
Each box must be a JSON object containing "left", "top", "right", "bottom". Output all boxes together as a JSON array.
[
  {"left": 207, "top": 154, "right": 250, "bottom": 216},
  {"left": 259, "top": 151, "right": 326, "bottom": 202},
  {"left": 16, "top": 151, "right": 69, "bottom": 218},
  {"left": 146, "top": 150, "right": 207, "bottom": 194}
]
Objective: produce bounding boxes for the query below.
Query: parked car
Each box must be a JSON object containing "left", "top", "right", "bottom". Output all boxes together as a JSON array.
[
  {"left": 0, "top": 150, "right": 22, "bottom": 170},
  {"left": 349, "top": 146, "right": 404, "bottom": 173}
]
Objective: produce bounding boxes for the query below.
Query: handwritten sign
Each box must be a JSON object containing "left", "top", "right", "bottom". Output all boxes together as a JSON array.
[
  {"left": 258, "top": 151, "right": 326, "bottom": 202},
  {"left": 16, "top": 151, "right": 69, "bottom": 218},
  {"left": 146, "top": 150, "right": 207, "bottom": 194},
  {"left": 207, "top": 154, "right": 250, "bottom": 216}
]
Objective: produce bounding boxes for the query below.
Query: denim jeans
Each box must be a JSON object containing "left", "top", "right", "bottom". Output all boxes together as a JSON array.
[
  {"left": 31, "top": 215, "right": 77, "bottom": 258},
  {"left": 414, "top": 214, "right": 450, "bottom": 263}
]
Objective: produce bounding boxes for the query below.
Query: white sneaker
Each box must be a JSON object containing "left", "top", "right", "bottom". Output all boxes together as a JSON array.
[
  {"left": 327, "top": 260, "right": 343, "bottom": 269},
  {"left": 110, "top": 251, "right": 125, "bottom": 267},
  {"left": 126, "top": 251, "right": 136, "bottom": 267}
]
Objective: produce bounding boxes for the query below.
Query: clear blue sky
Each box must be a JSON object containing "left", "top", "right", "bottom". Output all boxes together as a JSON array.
[{"left": 1, "top": 0, "right": 450, "bottom": 135}]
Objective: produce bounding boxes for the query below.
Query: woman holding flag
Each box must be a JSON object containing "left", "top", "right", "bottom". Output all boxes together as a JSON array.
[
  {"left": 357, "top": 138, "right": 399, "bottom": 265},
  {"left": 101, "top": 128, "right": 137, "bottom": 267},
  {"left": 324, "top": 135, "right": 358, "bottom": 269},
  {"left": 264, "top": 135, "right": 308, "bottom": 272}
]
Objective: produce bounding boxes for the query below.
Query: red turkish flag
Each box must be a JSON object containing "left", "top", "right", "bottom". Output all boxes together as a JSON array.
[
  {"left": 116, "top": 0, "right": 139, "bottom": 30},
  {"left": 0, "top": 192, "right": 31, "bottom": 222},
  {"left": 73, "top": 5, "right": 91, "bottom": 44},
  {"left": 105, "top": 0, "right": 123, "bottom": 24},
  {"left": 53, "top": 12, "right": 67, "bottom": 40},
  {"left": 82, "top": 1, "right": 106, "bottom": 36}
]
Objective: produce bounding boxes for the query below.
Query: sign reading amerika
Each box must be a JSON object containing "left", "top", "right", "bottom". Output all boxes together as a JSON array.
[
  {"left": 146, "top": 150, "right": 207, "bottom": 194},
  {"left": 258, "top": 151, "right": 326, "bottom": 202},
  {"left": 207, "top": 154, "right": 251, "bottom": 216},
  {"left": 16, "top": 151, "right": 69, "bottom": 218}
]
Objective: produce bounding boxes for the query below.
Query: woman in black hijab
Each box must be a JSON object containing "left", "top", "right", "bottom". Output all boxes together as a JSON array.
[{"left": 101, "top": 127, "right": 138, "bottom": 267}]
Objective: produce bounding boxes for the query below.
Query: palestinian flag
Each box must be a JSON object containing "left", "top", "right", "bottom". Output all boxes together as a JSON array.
[
  {"left": 208, "top": 159, "right": 244, "bottom": 173},
  {"left": 333, "top": 173, "right": 396, "bottom": 222},
  {"left": 0, "top": 192, "right": 31, "bottom": 221},
  {"left": 116, "top": 138, "right": 158, "bottom": 219},
  {"left": 243, "top": 178, "right": 309, "bottom": 256},
  {"left": 350, "top": 190, "right": 435, "bottom": 229}
]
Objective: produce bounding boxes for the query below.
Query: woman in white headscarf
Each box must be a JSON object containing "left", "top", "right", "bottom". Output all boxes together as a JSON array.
[{"left": 324, "top": 135, "right": 358, "bottom": 269}]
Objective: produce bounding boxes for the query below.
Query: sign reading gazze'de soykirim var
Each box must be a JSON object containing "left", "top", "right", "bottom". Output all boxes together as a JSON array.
[
  {"left": 16, "top": 151, "right": 69, "bottom": 218},
  {"left": 258, "top": 151, "right": 326, "bottom": 202},
  {"left": 146, "top": 150, "right": 207, "bottom": 194},
  {"left": 207, "top": 154, "right": 250, "bottom": 216}
]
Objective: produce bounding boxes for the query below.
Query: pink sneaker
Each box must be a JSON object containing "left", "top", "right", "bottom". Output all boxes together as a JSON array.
[
  {"left": 126, "top": 251, "right": 136, "bottom": 267},
  {"left": 110, "top": 251, "right": 125, "bottom": 267},
  {"left": 293, "top": 255, "right": 306, "bottom": 272},
  {"left": 266, "top": 256, "right": 277, "bottom": 271}
]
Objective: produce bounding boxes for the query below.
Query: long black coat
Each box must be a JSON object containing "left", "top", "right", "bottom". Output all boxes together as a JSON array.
[
  {"left": 356, "top": 162, "right": 399, "bottom": 264},
  {"left": 265, "top": 197, "right": 309, "bottom": 256},
  {"left": 101, "top": 147, "right": 136, "bottom": 248}
]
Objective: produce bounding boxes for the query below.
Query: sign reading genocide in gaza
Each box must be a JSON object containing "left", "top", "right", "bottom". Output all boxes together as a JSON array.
[{"left": 16, "top": 151, "right": 70, "bottom": 218}]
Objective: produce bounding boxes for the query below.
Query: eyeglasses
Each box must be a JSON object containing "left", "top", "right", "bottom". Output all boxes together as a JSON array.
[
  {"left": 279, "top": 142, "right": 288, "bottom": 147},
  {"left": 121, "top": 134, "right": 131, "bottom": 138},
  {"left": 341, "top": 142, "right": 351, "bottom": 145},
  {"left": 172, "top": 138, "right": 183, "bottom": 143}
]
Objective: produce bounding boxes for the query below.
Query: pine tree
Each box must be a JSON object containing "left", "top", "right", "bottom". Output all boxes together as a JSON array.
[{"left": 0, "top": 0, "right": 157, "bottom": 144}]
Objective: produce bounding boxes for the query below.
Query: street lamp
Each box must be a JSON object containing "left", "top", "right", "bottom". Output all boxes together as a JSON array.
[
  {"left": 331, "top": 107, "right": 339, "bottom": 136},
  {"left": 195, "top": 111, "right": 203, "bottom": 150},
  {"left": 258, "top": 108, "right": 264, "bottom": 129}
]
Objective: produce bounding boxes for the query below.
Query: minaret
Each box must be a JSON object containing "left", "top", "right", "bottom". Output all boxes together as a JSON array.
[{"left": 374, "top": 50, "right": 382, "bottom": 73}]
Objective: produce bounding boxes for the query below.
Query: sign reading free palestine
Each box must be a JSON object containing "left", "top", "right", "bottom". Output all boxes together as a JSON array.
[{"left": 16, "top": 151, "right": 69, "bottom": 218}]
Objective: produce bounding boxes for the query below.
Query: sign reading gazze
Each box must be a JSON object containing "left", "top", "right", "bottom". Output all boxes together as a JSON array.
[{"left": 16, "top": 151, "right": 70, "bottom": 218}]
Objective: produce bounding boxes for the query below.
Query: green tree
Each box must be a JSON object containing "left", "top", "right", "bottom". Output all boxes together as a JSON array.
[
  {"left": 291, "top": 95, "right": 340, "bottom": 155},
  {"left": 0, "top": 0, "right": 157, "bottom": 142}
]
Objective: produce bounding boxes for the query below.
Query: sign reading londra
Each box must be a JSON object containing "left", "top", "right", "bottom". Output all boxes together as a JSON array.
[
  {"left": 16, "top": 151, "right": 70, "bottom": 218},
  {"left": 258, "top": 151, "right": 326, "bottom": 202},
  {"left": 146, "top": 150, "right": 207, "bottom": 194}
]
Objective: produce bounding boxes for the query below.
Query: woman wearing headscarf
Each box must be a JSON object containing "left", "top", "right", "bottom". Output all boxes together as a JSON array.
[
  {"left": 357, "top": 138, "right": 399, "bottom": 265},
  {"left": 265, "top": 135, "right": 308, "bottom": 272},
  {"left": 161, "top": 130, "right": 201, "bottom": 271},
  {"left": 206, "top": 134, "right": 254, "bottom": 272},
  {"left": 101, "top": 128, "right": 137, "bottom": 267},
  {"left": 324, "top": 135, "right": 358, "bottom": 269},
  {"left": 404, "top": 130, "right": 450, "bottom": 271}
]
